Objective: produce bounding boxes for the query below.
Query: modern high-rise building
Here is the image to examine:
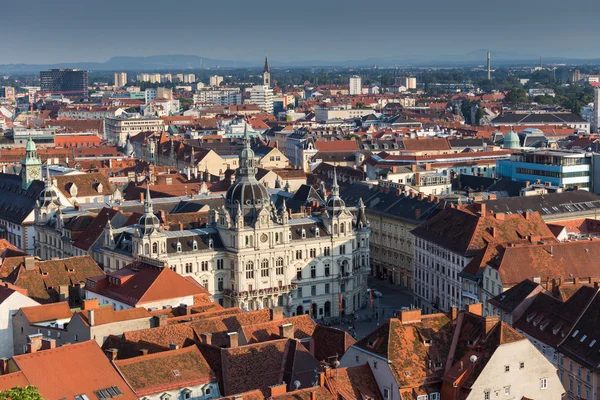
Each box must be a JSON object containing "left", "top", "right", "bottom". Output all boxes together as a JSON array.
[
  {"left": 183, "top": 73, "right": 196, "bottom": 83},
  {"left": 40, "top": 69, "right": 88, "bottom": 97},
  {"left": 349, "top": 75, "right": 362, "bottom": 95},
  {"left": 210, "top": 75, "right": 224, "bottom": 87},
  {"left": 0, "top": 86, "right": 15, "bottom": 101},
  {"left": 250, "top": 85, "right": 274, "bottom": 114},
  {"left": 114, "top": 72, "right": 127, "bottom": 88}
]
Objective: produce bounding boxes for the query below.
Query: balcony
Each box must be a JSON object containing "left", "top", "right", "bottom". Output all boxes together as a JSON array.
[
  {"left": 462, "top": 290, "right": 479, "bottom": 301},
  {"left": 223, "top": 284, "right": 298, "bottom": 300}
]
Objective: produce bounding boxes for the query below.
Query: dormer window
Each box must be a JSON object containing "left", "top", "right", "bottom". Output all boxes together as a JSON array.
[
  {"left": 177, "top": 242, "right": 182, "bottom": 253},
  {"left": 315, "top": 228, "right": 320, "bottom": 237},
  {"left": 192, "top": 240, "right": 198, "bottom": 251},
  {"left": 208, "top": 238, "right": 214, "bottom": 249},
  {"left": 301, "top": 229, "right": 306, "bottom": 239}
]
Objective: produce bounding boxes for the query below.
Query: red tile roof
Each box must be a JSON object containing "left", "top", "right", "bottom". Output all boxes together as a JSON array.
[
  {"left": 76, "top": 306, "right": 151, "bottom": 326},
  {"left": 115, "top": 346, "right": 215, "bottom": 396},
  {"left": 12, "top": 341, "right": 137, "bottom": 400},
  {"left": 20, "top": 302, "right": 72, "bottom": 323},
  {"left": 0, "top": 371, "right": 31, "bottom": 391},
  {"left": 315, "top": 140, "right": 359, "bottom": 152},
  {"left": 86, "top": 265, "right": 207, "bottom": 307},
  {"left": 240, "top": 314, "right": 317, "bottom": 344}
]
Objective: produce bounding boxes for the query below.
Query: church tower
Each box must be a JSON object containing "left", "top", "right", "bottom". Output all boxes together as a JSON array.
[
  {"left": 22, "top": 137, "right": 42, "bottom": 189},
  {"left": 263, "top": 54, "right": 271, "bottom": 87}
]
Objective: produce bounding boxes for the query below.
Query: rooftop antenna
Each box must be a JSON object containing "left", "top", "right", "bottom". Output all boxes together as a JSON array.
[
  {"left": 540, "top": 56, "right": 543, "bottom": 69},
  {"left": 487, "top": 52, "right": 491, "bottom": 80}
]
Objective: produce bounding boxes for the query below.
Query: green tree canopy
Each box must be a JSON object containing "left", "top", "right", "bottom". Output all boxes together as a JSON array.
[
  {"left": 504, "top": 88, "right": 529, "bottom": 104},
  {"left": 0, "top": 386, "right": 43, "bottom": 400}
]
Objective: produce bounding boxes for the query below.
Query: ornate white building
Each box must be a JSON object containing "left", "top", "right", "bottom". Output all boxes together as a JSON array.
[{"left": 34, "top": 129, "right": 372, "bottom": 318}]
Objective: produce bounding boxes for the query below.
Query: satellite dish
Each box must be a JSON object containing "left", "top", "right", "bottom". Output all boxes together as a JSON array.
[
  {"left": 294, "top": 380, "right": 301, "bottom": 390},
  {"left": 470, "top": 355, "right": 478, "bottom": 363},
  {"left": 332, "top": 360, "right": 340, "bottom": 369}
]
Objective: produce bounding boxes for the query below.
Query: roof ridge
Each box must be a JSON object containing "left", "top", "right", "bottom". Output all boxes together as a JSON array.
[{"left": 115, "top": 345, "right": 196, "bottom": 366}]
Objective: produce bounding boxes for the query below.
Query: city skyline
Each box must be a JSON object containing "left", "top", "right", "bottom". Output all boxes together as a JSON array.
[{"left": 1, "top": 0, "right": 599, "bottom": 65}]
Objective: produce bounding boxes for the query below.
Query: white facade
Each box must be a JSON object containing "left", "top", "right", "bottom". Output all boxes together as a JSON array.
[
  {"left": 209, "top": 76, "right": 223, "bottom": 87},
  {"left": 466, "top": 339, "right": 564, "bottom": 400},
  {"left": 413, "top": 236, "right": 466, "bottom": 314},
  {"left": 349, "top": 76, "right": 362, "bottom": 95},
  {"left": 250, "top": 85, "right": 274, "bottom": 114},
  {"left": 104, "top": 116, "right": 164, "bottom": 144},
  {"left": 0, "top": 291, "right": 39, "bottom": 358},
  {"left": 194, "top": 88, "right": 241, "bottom": 106},
  {"left": 114, "top": 72, "right": 127, "bottom": 88},
  {"left": 138, "top": 383, "right": 220, "bottom": 400}
]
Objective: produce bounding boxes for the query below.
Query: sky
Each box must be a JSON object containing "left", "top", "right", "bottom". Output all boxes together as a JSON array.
[{"left": 1, "top": 0, "right": 600, "bottom": 65}]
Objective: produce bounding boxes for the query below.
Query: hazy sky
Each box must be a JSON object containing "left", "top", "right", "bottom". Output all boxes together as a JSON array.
[{"left": 1, "top": 0, "right": 599, "bottom": 64}]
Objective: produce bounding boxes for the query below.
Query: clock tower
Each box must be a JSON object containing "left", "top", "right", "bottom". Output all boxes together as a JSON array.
[{"left": 22, "top": 137, "right": 42, "bottom": 189}]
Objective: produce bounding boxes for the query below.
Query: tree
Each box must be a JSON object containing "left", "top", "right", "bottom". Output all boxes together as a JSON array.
[
  {"left": 0, "top": 386, "right": 43, "bottom": 400},
  {"left": 504, "top": 88, "right": 529, "bottom": 104}
]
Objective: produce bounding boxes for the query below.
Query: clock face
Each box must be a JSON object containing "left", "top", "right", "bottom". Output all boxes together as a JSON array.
[
  {"left": 261, "top": 234, "right": 268, "bottom": 243},
  {"left": 29, "top": 167, "right": 41, "bottom": 178}
]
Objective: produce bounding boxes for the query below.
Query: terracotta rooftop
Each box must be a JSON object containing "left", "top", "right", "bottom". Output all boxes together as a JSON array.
[
  {"left": 2, "top": 255, "right": 104, "bottom": 304},
  {"left": 12, "top": 340, "right": 137, "bottom": 400},
  {"left": 86, "top": 265, "right": 207, "bottom": 307},
  {"left": 0, "top": 371, "right": 31, "bottom": 391},
  {"left": 20, "top": 301, "right": 73, "bottom": 323},
  {"left": 115, "top": 346, "right": 215, "bottom": 396},
  {"left": 77, "top": 306, "right": 151, "bottom": 326},
  {"left": 240, "top": 314, "right": 317, "bottom": 344}
]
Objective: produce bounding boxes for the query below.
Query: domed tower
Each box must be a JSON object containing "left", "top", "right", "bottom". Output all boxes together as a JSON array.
[
  {"left": 503, "top": 127, "right": 520, "bottom": 149},
  {"left": 125, "top": 134, "right": 135, "bottom": 157},
  {"left": 134, "top": 184, "right": 166, "bottom": 257},
  {"left": 225, "top": 123, "right": 271, "bottom": 226},
  {"left": 21, "top": 137, "right": 42, "bottom": 189},
  {"left": 137, "top": 185, "right": 161, "bottom": 236},
  {"left": 326, "top": 167, "right": 346, "bottom": 215}
]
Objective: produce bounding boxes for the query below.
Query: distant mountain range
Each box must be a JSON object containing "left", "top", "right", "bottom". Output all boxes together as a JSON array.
[{"left": 1, "top": 51, "right": 599, "bottom": 73}]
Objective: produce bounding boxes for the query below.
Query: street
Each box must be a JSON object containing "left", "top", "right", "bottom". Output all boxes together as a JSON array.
[{"left": 330, "top": 276, "right": 415, "bottom": 340}]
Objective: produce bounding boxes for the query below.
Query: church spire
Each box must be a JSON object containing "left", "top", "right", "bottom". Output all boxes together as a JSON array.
[
  {"left": 264, "top": 53, "right": 270, "bottom": 73},
  {"left": 263, "top": 53, "right": 271, "bottom": 87},
  {"left": 144, "top": 183, "right": 153, "bottom": 214},
  {"left": 331, "top": 166, "right": 340, "bottom": 198}
]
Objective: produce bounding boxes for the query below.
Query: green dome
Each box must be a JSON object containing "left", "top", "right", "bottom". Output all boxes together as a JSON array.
[
  {"left": 26, "top": 137, "right": 37, "bottom": 152},
  {"left": 503, "top": 130, "right": 520, "bottom": 149}
]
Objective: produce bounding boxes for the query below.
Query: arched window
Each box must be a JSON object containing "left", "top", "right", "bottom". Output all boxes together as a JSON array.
[
  {"left": 333, "top": 224, "right": 338, "bottom": 234},
  {"left": 276, "top": 257, "right": 284, "bottom": 275},
  {"left": 246, "top": 261, "right": 254, "bottom": 279},
  {"left": 261, "top": 259, "right": 269, "bottom": 277},
  {"left": 152, "top": 243, "right": 158, "bottom": 254},
  {"left": 217, "top": 277, "right": 224, "bottom": 291},
  {"left": 144, "top": 243, "right": 149, "bottom": 255},
  {"left": 340, "top": 223, "right": 345, "bottom": 234}
]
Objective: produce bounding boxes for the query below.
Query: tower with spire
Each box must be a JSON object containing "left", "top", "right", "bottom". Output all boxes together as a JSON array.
[
  {"left": 133, "top": 183, "right": 166, "bottom": 258},
  {"left": 263, "top": 54, "right": 271, "bottom": 87},
  {"left": 21, "top": 137, "right": 42, "bottom": 189}
]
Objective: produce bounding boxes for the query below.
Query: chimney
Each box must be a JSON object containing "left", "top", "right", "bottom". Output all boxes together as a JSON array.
[
  {"left": 466, "top": 303, "right": 483, "bottom": 316},
  {"left": 200, "top": 332, "right": 212, "bottom": 345},
  {"left": 169, "top": 343, "right": 179, "bottom": 350},
  {"left": 474, "top": 203, "right": 486, "bottom": 217},
  {"left": 525, "top": 181, "right": 530, "bottom": 188},
  {"left": 82, "top": 298, "right": 99, "bottom": 310},
  {"left": 152, "top": 314, "right": 168, "bottom": 327},
  {"left": 106, "top": 348, "right": 118, "bottom": 360},
  {"left": 227, "top": 332, "right": 239, "bottom": 348},
  {"left": 311, "top": 391, "right": 317, "bottom": 400},
  {"left": 88, "top": 309, "right": 95, "bottom": 326},
  {"left": 524, "top": 211, "right": 531, "bottom": 220},
  {"left": 398, "top": 309, "right": 422, "bottom": 324},
  {"left": 415, "top": 209, "right": 421, "bottom": 219},
  {"left": 427, "top": 194, "right": 434, "bottom": 202},
  {"left": 24, "top": 256, "right": 35, "bottom": 271},
  {"left": 485, "top": 316, "right": 499, "bottom": 334},
  {"left": 140, "top": 192, "right": 145, "bottom": 203},
  {"left": 279, "top": 323, "right": 294, "bottom": 339},
  {"left": 411, "top": 165, "right": 417, "bottom": 172},
  {"left": 139, "top": 349, "right": 149, "bottom": 356},
  {"left": 450, "top": 307, "right": 458, "bottom": 321},
  {"left": 495, "top": 212, "right": 505, "bottom": 221},
  {"left": 268, "top": 383, "right": 287, "bottom": 397},
  {"left": 58, "top": 285, "right": 69, "bottom": 303},
  {"left": 270, "top": 307, "right": 284, "bottom": 321},
  {"left": 415, "top": 173, "right": 421, "bottom": 186},
  {"left": 318, "top": 372, "right": 325, "bottom": 387},
  {"left": 0, "top": 358, "right": 8, "bottom": 375},
  {"left": 417, "top": 192, "right": 424, "bottom": 200},
  {"left": 488, "top": 194, "right": 497, "bottom": 200}
]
